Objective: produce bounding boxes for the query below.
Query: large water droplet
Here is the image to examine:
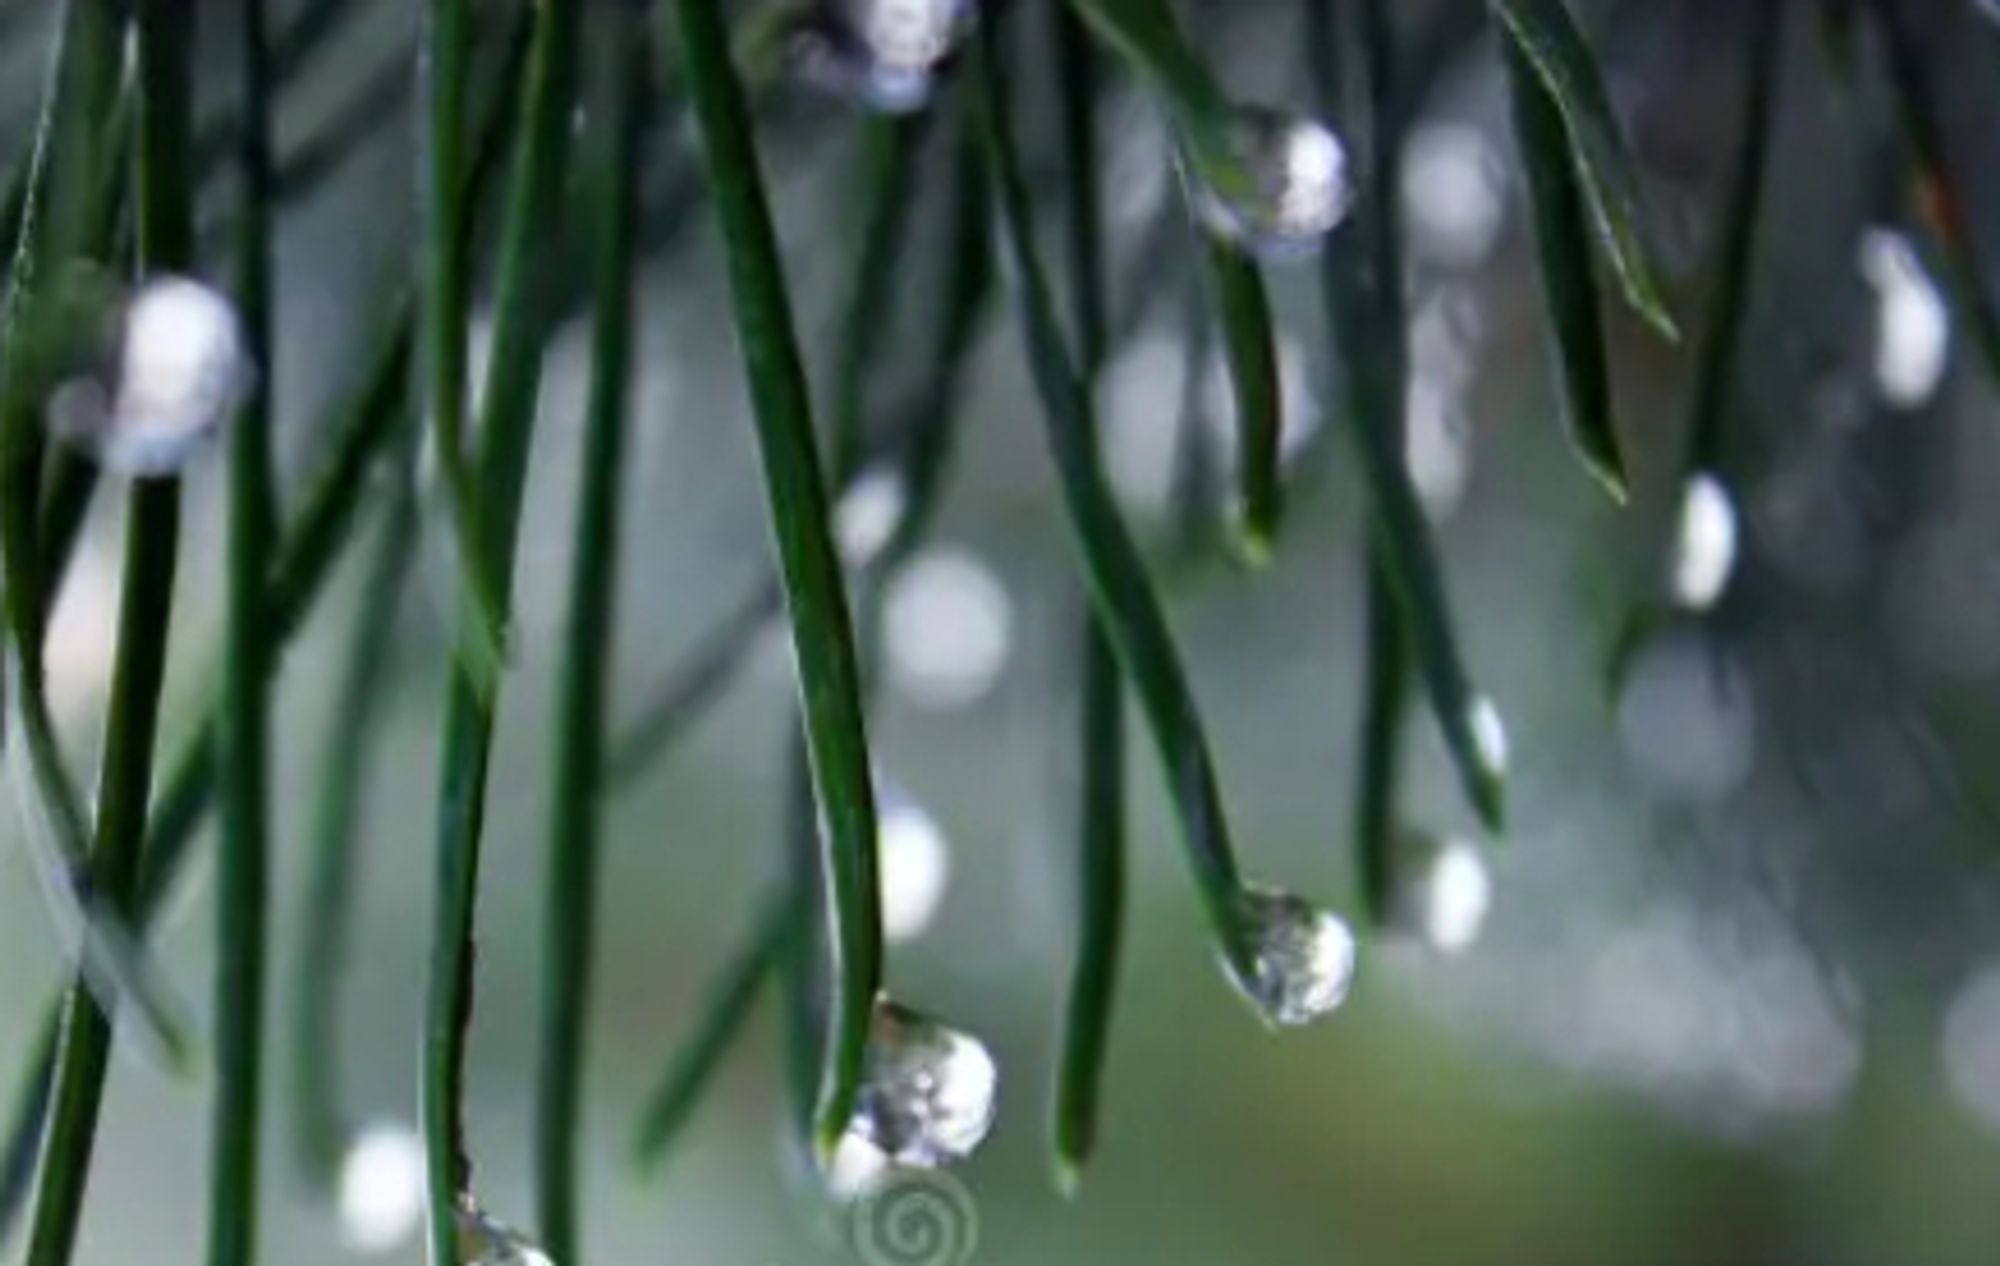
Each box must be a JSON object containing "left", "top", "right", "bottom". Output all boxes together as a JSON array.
[
  {"left": 847, "top": 999, "right": 998, "bottom": 1167},
  {"left": 337, "top": 1122, "right": 425, "bottom": 1254},
  {"left": 788, "top": 0, "right": 974, "bottom": 113},
  {"left": 1668, "top": 472, "right": 1738, "bottom": 611},
  {"left": 455, "top": 1196, "right": 555, "bottom": 1266},
  {"left": 883, "top": 547, "right": 1013, "bottom": 709},
  {"left": 1390, "top": 832, "right": 1493, "bottom": 954},
  {"left": 48, "top": 276, "right": 250, "bottom": 476},
  {"left": 1192, "top": 107, "right": 1352, "bottom": 260},
  {"left": 1226, "top": 886, "right": 1358, "bottom": 1026}
]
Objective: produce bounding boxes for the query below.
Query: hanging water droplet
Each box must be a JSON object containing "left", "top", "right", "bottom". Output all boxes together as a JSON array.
[
  {"left": 1668, "top": 472, "right": 1738, "bottom": 611},
  {"left": 1466, "top": 694, "right": 1509, "bottom": 779},
  {"left": 787, "top": 0, "right": 974, "bottom": 113},
  {"left": 1389, "top": 832, "right": 1493, "bottom": 955},
  {"left": 1191, "top": 107, "right": 1352, "bottom": 260},
  {"left": 337, "top": 1121, "right": 425, "bottom": 1254},
  {"left": 47, "top": 275, "right": 251, "bottom": 476},
  {"left": 1225, "top": 886, "right": 1358, "bottom": 1026},
  {"left": 847, "top": 998, "right": 998, "bottom": 1167},
  {"left": 455, "top": 1195, "right": 555, "bottom": 1266}
]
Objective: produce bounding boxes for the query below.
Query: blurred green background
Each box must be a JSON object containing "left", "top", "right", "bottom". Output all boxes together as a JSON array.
[{"left": 5, "top": 0, "right": 2000, "bottom": 1262}]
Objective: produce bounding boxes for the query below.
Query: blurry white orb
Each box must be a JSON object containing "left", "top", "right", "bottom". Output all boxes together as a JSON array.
[
  {"left": 1467, "top": 695, "right": 1509, "bottom": 778},
  {"left": 1405, "top": 376, "right": 1472, "bottom": 521},
  {"left": 1669, "top": 472, "right": 1739, "bottom": 610},
  {"left": 338, "top": 1122, "right": 425, "bottom": 1254},
  {"left": 1859, "top": 228, "right": 1949, "bottom": 409},
  {"left": 1101, "top": 331, "right": 1191, "bottom": 517},
  {"left": 51, "top": 276, "right": 250, "bottom": 475},
  {"left": 1419, "top": 837, "right": 1493, "bottom": 954},
  {"left": 1943, "top": 964, "right": 2000, "bottom": 1135},
  {"left": 793, "top": 0, "right": 971, "bottom": 113},
  {"left": 836, "top": 466, "right": 908, "bottom": 568},
  {"left": 1615, "top": 629, "right": 1757, "bottom": 801},
  {"left": 1401, "top": 123, "right": 1507, "bottom": 268},
  {"left": 884, "top": 548, "right": 1013, "bottom": 709},
  {"left": 877, "top": 788, "right": 950, "bottom": 942}
]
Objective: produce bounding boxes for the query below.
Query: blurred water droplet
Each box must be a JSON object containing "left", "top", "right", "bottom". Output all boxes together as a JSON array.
[
  {"left": 1226, "top": 886, "right": 1358, "bottom": 1026},
  {"left": 456, "top": 1195, "right": 554, "bottom": 1266},
  {"left": 1942, "top": 963, "right": 2000, "bottom": 1135},
  {"left": 877, "top": 780, "right": 950, "bottom": 943},
  {"left": 1859, "top": 228, "right": 1948, "bottom": 409},
  {"left": 1192, "top": 108, "right": 1352, "bottom": 260},
  {"left": 1467, "top": 695, "right": 1509, "bottom": 779},
  {"left": 883, "top": 548, "right": 1013, "bottom": 709},
  {"left": 848, "top": 999, "right": 998, "bottom": 1167},
  {"left": 1392, "top": 833, "right": 1493, "bottom": 954},
  {"left": 1102, "top": 330, "right": 1191, "bottom": 518},
  {"left": 836, "top": 466, "right": 908, "bottom": 568},
  {"left": 1668, "top": 472, "right": 1738, "bottom": 610},
  {"left": 789, "top": 0, "right": 973, "bottom": 113},
  {"left": 1615, "top": 629, "right": 1756, "bottom": 801},
  {"left": 338, "top": 1122, "right": 425, "bottom": 1254},
  {"left": 1406, "top": 376, "right": 1472, "bottom": 521},
  {"left": 1401, "top": 122, "right": 1507, "bottom": 268},
  {"left": 48, "top": 276, "right": 250, "bottom": 475},
  {"left": 823, "top": 1130, "right": 895, "bottom": 1201}
]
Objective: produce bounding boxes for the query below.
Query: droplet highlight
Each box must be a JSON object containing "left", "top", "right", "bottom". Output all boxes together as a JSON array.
[
  {"left": 1192, "top": 107, "right": 1352, "bottom": 260},
  {"left": 1226, "top": 886, "right": 1358, "bottom": 1026},
  {"left": 877, "top": 780, "right": 950, "bottom": 943},
  {"left": 1859, "top": 228, "right": 1948, "bottom": 409},
  {"left": 1467, "top": 694, "right": 1510, "bottom": 779},
  {"left": 48, "top": 275, "right": 250, "bottom": 476},
  {"left": 846, "top": 999, "right": 998, "bottom": 1168}
]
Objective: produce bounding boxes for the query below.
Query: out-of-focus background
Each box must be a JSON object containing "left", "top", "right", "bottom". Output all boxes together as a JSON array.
[{"left": 6, "top": 0, "right": 2000, "bottom": 1262}]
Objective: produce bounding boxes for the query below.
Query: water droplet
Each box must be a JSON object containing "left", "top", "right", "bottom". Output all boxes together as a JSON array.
[
  {"left": 847, "top": 999, "right": 998, "bottom": 1167},
  {"left": 1192, "top": 107, "right": 1352, "bottom": 260},
  {"left": 1405, "top": 376, "right": 1472, "bottom": 522},
  {"left": 1226, "top": 886, "right": 1358, "bottom": 1026},
  {"left": 455, "top": 1195, "right": 555, "bottom": 1266},
  {"left": 1858, "top": 228, "right": 1948, "bottom": 409},
  {"left": 48, "top": 276, "right": 250, "bottom": 475},
  {"left": 877, "top": 781, "right": 950, "bottom": 943},
  {"left": 1467, "top": 695, "right": 1509, "bottom": 779},
  {"left": 883, "top": 548, "right": 1013, "bottom": 709},
  {"left": 337, "top": 1122, "right": 425, "bottom": 1254},
  {"left": 1390, "top": 833, "right": 1492, "bottom": 954},
  {"left": 1668, "top": 472, "right": 1738, "bottom": 610},
  {"left": 836, "top": 466, "right": 909, "bottom": 568},
  {"left": 788, "top": 0, "right": 974, "bottom": 113},
  {"left": 1400, "top": 122, "right": 1507, "bottom": 268}
]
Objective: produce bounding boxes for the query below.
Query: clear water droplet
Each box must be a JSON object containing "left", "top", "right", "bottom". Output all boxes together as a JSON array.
[
  {"left": 1226, "top": 886, "right": 1358, "bottom": 1026},
  {"left": 455, "top": 1195, "right": 555, "bottom": 1266},
  {"left": 337, "top": 1122, "right": 425, "bottom": 1253},
  {"left": 48, "top": 276, "right": 250, "bottom": 475},
  {"left": 1467, "top": 694, "right": 1509, "bottom": 778},
  {"left": 1390, "top": 832, "right": 1493, "bottom": 955},
  {"left": 1192, "top": 107, "right": 1352, "bottom": 260},
  {"left": 847, "top": 998, "right": 998, "bottom": 1167},
  {"left": 788, "top": 0, "right": 974, "bottom": 113},
  {"left": 1669, "top": 472, "right": 1738, "bottom": 611}
]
